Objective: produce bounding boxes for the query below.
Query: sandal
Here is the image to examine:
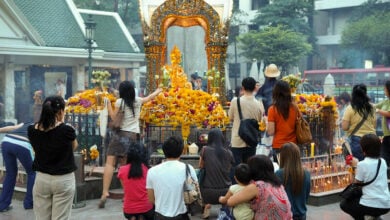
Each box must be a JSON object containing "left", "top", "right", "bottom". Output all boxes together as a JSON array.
[
  {"left": 98, "top": 198, "right": 106, "bottom": 209},
  {"left": 201, "top": 206, "right": 210, "bottom": 219},
  {"left": 98, "top": 192, "right": 109, "bottom": 209}
]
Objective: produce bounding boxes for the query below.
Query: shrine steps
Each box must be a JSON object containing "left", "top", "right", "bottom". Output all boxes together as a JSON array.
[{"left": 0, "top": 166, "right": 124, "bottom": 202}]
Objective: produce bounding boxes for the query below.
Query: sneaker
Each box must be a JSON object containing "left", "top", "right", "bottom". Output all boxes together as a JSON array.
[{"left": 0, "top": 206, "right": 13, "bottom": 212}]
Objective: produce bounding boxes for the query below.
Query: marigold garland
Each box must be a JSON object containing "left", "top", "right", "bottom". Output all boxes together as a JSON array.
[
  {"left": 295, "top": 93, "right": 338, "bottom": 120},
  {"left": 140, "top": 46, "right": 230, "bottom": 140},
  {"left": 66, "top": 88, "right": 116, "bottom": 113}
]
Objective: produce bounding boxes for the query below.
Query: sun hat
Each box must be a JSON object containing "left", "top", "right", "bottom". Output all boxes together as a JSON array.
[
  {"left": 191, "top": 72, "right": 199, "bottom": 80},
  {"left": 264, "top": 64, "right": 280, "bottom": 78}
]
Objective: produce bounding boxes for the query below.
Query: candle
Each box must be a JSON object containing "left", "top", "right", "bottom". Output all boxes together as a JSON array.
[{"left": 310, "top": 142, "right": 315, "bottom": 157}]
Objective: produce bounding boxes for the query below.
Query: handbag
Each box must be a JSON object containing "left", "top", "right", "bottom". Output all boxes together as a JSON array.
[
  {"left": 237, "top": 97, "right": 259, "bottom": 148},
  {"left": 339, "top": 159, "right": 381, "bottom": 200},
  {"left": 217, "top": 205, "right": 235, "bottom": 220},
  {"left": 295, "top": 108, "right": 312, "bottom": 144},
  {"left": 183, "top": 164, "right": 202, "bottom": 205},
  {"left": 110, "top": 100, "right": 124, "bottom": 132}
]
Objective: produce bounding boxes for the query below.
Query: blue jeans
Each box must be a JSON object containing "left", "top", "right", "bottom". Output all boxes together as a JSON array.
[
  {"left": 230, "top": 147, "right": 256, "bottom": 183},
  {"left": 349, "top": 135, "right": 364, "bottom": 161},
  {"left": 0, "top": 139, "right": 35, "bottom": 210}
]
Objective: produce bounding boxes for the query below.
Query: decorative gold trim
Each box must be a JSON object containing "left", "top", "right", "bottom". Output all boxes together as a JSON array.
[{"left": 141, "top": 0, "right": 230, "bottom": 104}]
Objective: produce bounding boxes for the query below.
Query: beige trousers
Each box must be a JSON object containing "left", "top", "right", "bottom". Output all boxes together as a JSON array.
[{"left": 33, "top": 172, "right": 75, "bottom": 220}]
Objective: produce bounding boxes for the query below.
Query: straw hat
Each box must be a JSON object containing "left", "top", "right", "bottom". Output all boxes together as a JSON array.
[{"left": 264, "top": 64, "right": 280, "bottom": 78}]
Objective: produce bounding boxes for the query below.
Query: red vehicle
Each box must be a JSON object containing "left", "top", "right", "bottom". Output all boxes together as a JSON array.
[{"left": 303, "top": 67, "right": 390, "bottom": 87}]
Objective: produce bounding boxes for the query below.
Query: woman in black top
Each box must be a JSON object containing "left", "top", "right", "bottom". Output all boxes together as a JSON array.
[
  {"left": 28, "top": 95, "right": 78, "bottom": 220},
  {"left": 199, "top": 128, "right": 234, "bottom": 218}
]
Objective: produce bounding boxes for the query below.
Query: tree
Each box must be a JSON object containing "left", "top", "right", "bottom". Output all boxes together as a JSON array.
[
  {"left": 251, "top": 0, "right": 315, "bottom": 69},
  {"left": 252, "top": 0, "right": 314, "bottom": 36},
  {"left": 238, "top": 25, "right": 312, "bottom": 73},
  {"left": 341, "top": 11, "right": 390, "bottom": 65},
  {"left": 349, "top": 0, "right": 390, "bottom": 22}
]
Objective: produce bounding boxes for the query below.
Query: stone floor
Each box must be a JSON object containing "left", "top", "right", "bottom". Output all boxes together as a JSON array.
[{"left": 1, "top": 198, "right": 390, "bottom": 220}]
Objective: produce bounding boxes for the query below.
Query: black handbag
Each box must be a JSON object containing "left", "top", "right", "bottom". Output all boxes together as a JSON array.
[
  {"left": 339, "top": 159, "right": 381, "bottom": 200},
  {"left": 237, "top": 97, "right": 259, "bottom": 148}
]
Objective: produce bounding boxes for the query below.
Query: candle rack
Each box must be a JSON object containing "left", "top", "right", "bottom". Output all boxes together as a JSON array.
[{"left": 301, "top": 153, "right": 353, "bottom": 195}]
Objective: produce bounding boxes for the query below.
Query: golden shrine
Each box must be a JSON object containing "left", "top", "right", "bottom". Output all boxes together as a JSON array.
[{"left": 139, "top": 0, "right": 233, "bottom": 104}]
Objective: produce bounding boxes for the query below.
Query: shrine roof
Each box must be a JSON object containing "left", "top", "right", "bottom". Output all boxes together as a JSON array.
[
  {"left": 79, "top": 10, "right": 140, "bottom": 53},
  {"left": 12, "top": 0, "right": 85, "bottom": 48},
  {"left": 10, "top": 0, "right": 140, "bottom": 53}
]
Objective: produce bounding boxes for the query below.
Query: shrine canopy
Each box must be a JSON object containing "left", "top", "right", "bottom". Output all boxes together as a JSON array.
[
  {"left": 139, "top": 0, "right": 233, "bottom": 28},
  {"left": 139, "top": 0, "right": 234, "bottom": 105}
]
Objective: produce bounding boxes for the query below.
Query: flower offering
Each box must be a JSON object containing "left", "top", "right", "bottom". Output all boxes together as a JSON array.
[
  {"left": 92, "top": 70, "right": 111, "bottom": 88},
  {"left": 281, "top": 72, "right": 305, "bottom": 91},
  {"left": 140, "top": 46, "right": 230, "bottom": 140},
  {"left": 66, "top": 88, "right": 116, "bottom": 113},
  {"left": 295, "top": 93, "right": 338, "bottom": 120}
]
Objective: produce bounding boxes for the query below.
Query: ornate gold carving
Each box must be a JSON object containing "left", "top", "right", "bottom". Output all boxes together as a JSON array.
[{"left": 141, "top": 0, "right": 231, "bottom": 104}]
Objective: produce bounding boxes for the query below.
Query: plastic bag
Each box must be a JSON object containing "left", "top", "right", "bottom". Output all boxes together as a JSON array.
[{"left": 99, "top": 104, "right": 108, "bottom": 138}]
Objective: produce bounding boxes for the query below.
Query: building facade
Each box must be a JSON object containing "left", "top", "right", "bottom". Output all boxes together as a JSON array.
[
  {"left": 313, "top": 0, "right": 370, "bottom": 69},
  {"left": 225, "top": 0, "right": 380, "bottom": 89},
  {"left": 0, "top": 0, "right": 144, "bottom": 123}
]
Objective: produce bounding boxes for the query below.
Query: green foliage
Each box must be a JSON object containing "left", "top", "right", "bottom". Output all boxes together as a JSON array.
[
  {"left": 252, "top": 0, "right": 315, "bottom": 36},
  {"left": 349, "top": 0, "right": 390, "bottom": 22},
  {"left": 238, "top": 25, "right": 312, "bottom": 73},
  {"left": 250, "top": 0, "right": 315, "bottom": 69},
  {"left": 341, "top": 11, "right": 390, "bottom": 65}
]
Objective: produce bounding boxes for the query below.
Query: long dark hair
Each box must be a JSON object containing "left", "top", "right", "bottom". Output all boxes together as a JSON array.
[
  {"left": 272, "top": 80, "right": 292, "bottom": 120},
  {"left": 351, "top": 84, "right": 373, "bottom": 117},
  {"left": 279, "top": 142, "right": 304, "bottom": 195},
  {"left": 119, "top": 81, "right": 136, "bottom": 117},
  {"left": 126, "top": 143, "right": 145, "bottom": 179},
  {"left": 207, "top": 128, "right": 228, "bottom": 161},
  {"left": 385, "top": 80, "right": 390, "bottom": 99},
  {"left": 38, "top": 95, "right": 65, "bottom": 130},
  {"left": 248, "top": 155, "right": 281, "bottom": 187}
]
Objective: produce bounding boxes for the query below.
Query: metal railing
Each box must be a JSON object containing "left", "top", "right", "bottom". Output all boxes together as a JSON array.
[{"left": 65, "top": 113, "right": 103, "bottom": 165}]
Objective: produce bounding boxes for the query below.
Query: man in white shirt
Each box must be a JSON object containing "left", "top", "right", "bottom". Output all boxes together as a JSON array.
[{"left": 146, "top": 136, "right": 198, "bottom": 219}]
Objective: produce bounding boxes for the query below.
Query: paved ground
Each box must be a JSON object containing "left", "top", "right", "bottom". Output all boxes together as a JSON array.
[{"left": 2, "top": 198, "right": 390, "bottom": 220}]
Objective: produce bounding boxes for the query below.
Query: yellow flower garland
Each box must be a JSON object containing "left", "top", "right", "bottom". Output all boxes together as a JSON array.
[
  {"left": 295, "top": 93, "right": 338, "bottom": 120},
  {"left": 66, "top": 88, "right": 116, "bottom": 113},
  {"left": 140, "top": 46, "right": 230, "bottom": 140}
]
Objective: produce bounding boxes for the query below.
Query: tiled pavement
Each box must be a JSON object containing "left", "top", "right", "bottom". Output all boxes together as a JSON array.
[{"left": 2, "top": 198, "right": 390, "bottom": 220}]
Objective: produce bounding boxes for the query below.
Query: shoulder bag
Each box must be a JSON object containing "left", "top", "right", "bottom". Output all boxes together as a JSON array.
[
  {"left": 295, "top": 106, "right": 312, "bottom": 144},
  {"left": 339, "top": 159, "right": 381, "bottom": 200},
  {"left": 183, "top": 164, "right": 203, "bottom": 205},
  {"left": 110, "top": 100, "right": 124, "bottom": 132},
  {"left": 342, "top": 113, "right": 368, "bottom": 156},
  {"left": 237, "top": 97, "right": 259, "bottom": 148},
  {"left": 349, "top": 112, "right": 369, "bottom": 137}
]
